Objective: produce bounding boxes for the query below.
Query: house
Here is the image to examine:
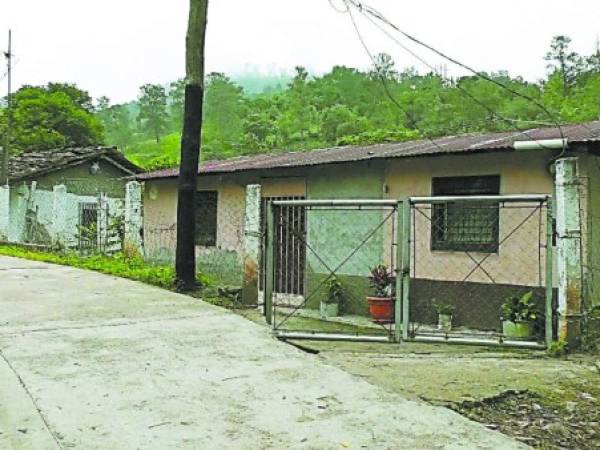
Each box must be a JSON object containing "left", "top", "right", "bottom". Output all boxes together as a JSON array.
[
  {"left": 0, "top": 146, "right": 143, "bottom": 250},
  {"left": 137, "top": 121, "right": 600, "bottom": 345}
]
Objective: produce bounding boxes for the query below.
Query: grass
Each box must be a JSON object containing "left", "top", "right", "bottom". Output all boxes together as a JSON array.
[{"left": 0, "top": 245, "right": 208, "bottom": 290}]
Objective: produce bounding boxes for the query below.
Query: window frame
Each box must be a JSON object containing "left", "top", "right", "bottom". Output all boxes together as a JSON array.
[
  {"left": 195, "top": 190, "right": 218, "bottom": 247},
  {"left": 430, "top": 175, "right": 501, "bottom": 253}
]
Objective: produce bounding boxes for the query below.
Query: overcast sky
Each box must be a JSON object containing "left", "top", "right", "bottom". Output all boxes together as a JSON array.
[{"left": 2, "top": 0, "right": 599, "bottom": 104}]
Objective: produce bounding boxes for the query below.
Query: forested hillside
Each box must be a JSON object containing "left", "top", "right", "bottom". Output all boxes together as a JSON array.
[{"left": 2, "top": 36, "right": 599, "bottom": 170}]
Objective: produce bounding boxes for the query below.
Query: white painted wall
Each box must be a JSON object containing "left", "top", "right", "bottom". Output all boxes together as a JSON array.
[{"left": 6, "top": 182, "right": 127, "bottom": 252}]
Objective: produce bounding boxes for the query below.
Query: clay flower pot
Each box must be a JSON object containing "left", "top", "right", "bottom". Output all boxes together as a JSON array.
[{"left": 367, "top": 296, "right": 394, "bottom": 323}]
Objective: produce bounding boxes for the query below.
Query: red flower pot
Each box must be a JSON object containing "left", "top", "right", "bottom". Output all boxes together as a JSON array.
[{"left": 367, "top": 296, "right": 394, "bottom": 323}]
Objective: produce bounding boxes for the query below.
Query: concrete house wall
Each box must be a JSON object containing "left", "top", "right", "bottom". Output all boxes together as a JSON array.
[
  {"left": 142, "top": 151, "right": 559, "bottom": 320},
  {"left": 30, "top": 160, "right": 129, "bottom": 198},
  {"left": 3, "top": 159, "right": 136, "bottom": 250}
]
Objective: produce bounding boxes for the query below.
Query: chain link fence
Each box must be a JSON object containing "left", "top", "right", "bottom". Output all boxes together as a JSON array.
[
  {"left": 264, "top": 199, "right": 402, "bottom": 341},
  {"left": 263, "top": 196, "right": 554, "bottom": 347},
  {"left": 407, "top": 196, "right": 554, "bottom": 347}
]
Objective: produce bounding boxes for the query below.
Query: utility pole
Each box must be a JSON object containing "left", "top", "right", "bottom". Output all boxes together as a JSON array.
[
  {"left": 175, "top": 0, "right": 209, "bottom": 291},
  {"left": 2, "top": 30, "right": 11, "bottom": 186}
]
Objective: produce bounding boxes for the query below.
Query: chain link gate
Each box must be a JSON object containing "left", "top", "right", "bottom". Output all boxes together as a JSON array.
[
  {"left": 263, "top": 195, "right": 555, "bottom": 348},
  {"left": 404, "top": 195, "right": 554, "bottom": 348},
  {"left": 264, "top": 199, "right": 403, "bottom": 342}
]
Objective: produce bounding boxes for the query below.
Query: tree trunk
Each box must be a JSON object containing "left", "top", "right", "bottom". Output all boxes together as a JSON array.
[{"left": 175, "top": 0, "right": 209, "bottom": 291}]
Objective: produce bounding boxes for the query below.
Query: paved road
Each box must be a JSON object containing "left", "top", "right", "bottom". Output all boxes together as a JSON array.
[{"left": 0, "top": 256, "right": 526, "bottom": 449}]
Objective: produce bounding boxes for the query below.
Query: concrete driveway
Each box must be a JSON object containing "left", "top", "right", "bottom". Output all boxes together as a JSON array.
[{"left": 0, "top": 256, "right": 526, "bottom": 449}]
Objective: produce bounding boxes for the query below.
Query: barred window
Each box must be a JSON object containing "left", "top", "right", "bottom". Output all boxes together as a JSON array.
[
  {"left": 431, "top": 176, "right": 500, "bottom": 253},
  {"left": 195, "top": 191, "right": 218, "bottom": 247}
]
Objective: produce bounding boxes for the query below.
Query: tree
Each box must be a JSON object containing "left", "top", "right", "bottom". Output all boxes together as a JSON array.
[
  {"left": 98, "top": 104, "right": 135, "bottom": 149},
  {"left": 370, "top": 53, "right": 397, "bottom": 80},
  {"left": 0, "top": 84, "right": 103, "bottom": 153},
  {"left": 175, "top": 0, "right": 209, "bottom": 291},
  {"left": 137, "top": 84, "right": 168, "bottom": 143},
  {"left": 47, "top": 82, "right": 94, "bottom": 112},
  {"left": 203, "top": 73, "right": 246, "bottom": 146},
  {"left": 545, "top": 35, "right": 583, "bottom": 94},
  {"left": 169, "top": 79, "right": 186, "bottom": 131}
]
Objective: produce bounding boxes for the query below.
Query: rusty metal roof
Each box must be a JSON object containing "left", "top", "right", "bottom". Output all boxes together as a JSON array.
[
  {"left": 137, "top": 121, "right": 600, "bottom": 180},
  {"left": 9, "top": 146, "right": 143, "bottom": 182}
]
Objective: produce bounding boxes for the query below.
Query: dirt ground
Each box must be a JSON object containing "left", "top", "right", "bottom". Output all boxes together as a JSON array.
[{"left": 237, "top": 309, "right": 600, "bottom": 449}]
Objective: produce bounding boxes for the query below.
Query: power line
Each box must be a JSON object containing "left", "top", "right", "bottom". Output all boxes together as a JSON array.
[
  {"left": 341, "top": 0, "right": 568, "bottom": 151},
  {"left": 344, "top": 4, "right": 447, "bottom": 152},
  {"left": 356, "top": 10, "right": 569, "bottom": 146},
  {"left": 2, "top": 30, "right": 12, "bottom": 186}
]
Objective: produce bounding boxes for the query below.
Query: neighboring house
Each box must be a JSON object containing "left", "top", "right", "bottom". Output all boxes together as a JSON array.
[
  {"left": 138, "top": 121, "right": 600, "bottom": 344},
  {"left": 0, "top": 147, "right": 143, "bottom": 251}
]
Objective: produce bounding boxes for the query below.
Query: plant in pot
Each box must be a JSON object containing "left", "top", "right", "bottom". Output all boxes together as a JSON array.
[
  {"left": 434, "top": 302, "right": 456, "bottom": 332},
  {"left": 321, "top": 276, "right": 344, "bottom": 319},
  {"left": 501, "top": 291, "right": 537, "bottom": 339},
  {"left": 367, "top": 265, "right": 395, "bottom": 323}
]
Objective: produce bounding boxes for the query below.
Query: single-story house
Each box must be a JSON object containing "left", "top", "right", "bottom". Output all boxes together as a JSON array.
[
  {"left": 137, "top": 121, "right": 600, "bottom": 344},
  {"left": 0, "top": 146, "right": 143, "bottom": 249}
]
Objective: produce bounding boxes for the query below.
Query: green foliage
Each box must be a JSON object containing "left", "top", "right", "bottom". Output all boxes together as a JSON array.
[
  {"left": 368, "top": 265, "right": 395, "bottom": 298},
  {"left": 547, "top": 339, "right": 568, "bottom": 357},
  {"left": 0, "top": 245, "right": 207, "bottom": 290},
  {"left": 137, "top": 84, "right": 168, "bottom": 143},
  {"left": 501, "top": 291, "right": 537, "bottom": 323},
  {"left": 581, "top": 305, "right": 600, "bottom": 353},
  {"left": 1, "top": 84, "right": 103, "bottom": 153},
  {"left": 323, "top": 276, "right": 345, "bottom": 305},
  {"left": 434, "top": 302, "right": 456, "bottom": 316},
  {"left": 91, "top": 35, "right": 600, "bottom": 171}
]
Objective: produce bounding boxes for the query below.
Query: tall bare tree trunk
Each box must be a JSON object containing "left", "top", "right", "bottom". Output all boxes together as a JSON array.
[{"left": 175, "top": 0, "right": 209, "bottom": 291}]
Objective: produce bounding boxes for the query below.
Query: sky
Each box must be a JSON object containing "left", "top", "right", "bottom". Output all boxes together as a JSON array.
[{"left": 2, "top": 0, "right": 599, "bottom": 104}]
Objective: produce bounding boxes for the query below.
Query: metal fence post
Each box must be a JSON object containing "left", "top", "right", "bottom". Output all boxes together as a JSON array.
[
  {"left": 264, "top": 201, "right": 275, "bottom": 326},
  {"left": 394, "top": 201, "right": 403, "bottom": 342},
  {"left": 545, "top": 197, "right": 554, "bottom": 347},
  {"left": 401, "top": 199, "right": 411, "bottom": 340}
]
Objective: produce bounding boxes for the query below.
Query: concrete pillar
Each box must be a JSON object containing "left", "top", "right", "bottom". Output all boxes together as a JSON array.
[
  {"left": 11, "top": 183, "right": 29, "bottom": 243},
  {"left": 242, "top": 184, "right": 262, "bottom": 305},
  {"left": 98, "top": 193, "right": 109, "bottom": 252},
  {"left": 0, "top": 185, "right": 9, "bottom": 241},
  {"left": 51, "top": 185, "right": 68, "bottom": 247},
  {"left": 555, "top": 157, "right": 583, "bottom": 347},
  {"left": 124, "top": 181, "right": 143, "bottom": 254}
]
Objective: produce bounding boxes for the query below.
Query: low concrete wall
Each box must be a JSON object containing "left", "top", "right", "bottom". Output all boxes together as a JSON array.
[{"left": 409, "top": 278, "right": 556, "bottom": 334}]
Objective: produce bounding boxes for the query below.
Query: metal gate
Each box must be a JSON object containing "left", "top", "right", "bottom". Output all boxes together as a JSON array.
[
  {"left": 404, "top": 195, "right": 554, "bottom": 348},
  {"left": 264, "top": 199, "right": 402, "bottom": 342},
  {"left": 260, "top": 196, "right": 306, "bottom": 297},
  {"left": 263, "top": 195, "right": 556, "bottom": 348},
  {"left": 78, "top": 202, "right": 100, "bottom": 251}
]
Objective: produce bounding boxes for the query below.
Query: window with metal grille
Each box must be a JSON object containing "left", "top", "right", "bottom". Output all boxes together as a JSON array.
[
  {"left": 431, "top": 175, "right": 500, "bottom": 253},
  {"left": 195, "top": 191, "right": 218, "bottom": 247},
  {"left": 79, "top": 202, "right": 99, "bottom": 250}
]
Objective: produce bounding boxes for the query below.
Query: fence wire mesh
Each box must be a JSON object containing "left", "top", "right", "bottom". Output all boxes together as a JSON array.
[
  {"left": 266, "top": 200, "right": 401, "bottom": 341},
  {"left": 408, "top": 197, "right": 553, "bottom": 345}
]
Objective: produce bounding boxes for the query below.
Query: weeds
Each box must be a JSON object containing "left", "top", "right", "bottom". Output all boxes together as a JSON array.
[{"left": 0, "top": 245, "right": 208, "bottom": 290}]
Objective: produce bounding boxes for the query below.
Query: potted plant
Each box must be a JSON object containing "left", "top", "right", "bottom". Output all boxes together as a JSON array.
[
  {"left": 321, "top": 276, "right": 343, "bottom": 318},
  {"left": 434, "top": 302, "right": 456, "bottom": 332},
  {"left": 367, "top": 265, "right": 395, "bottom": 323},
  {"left": 501, "top": 291, "right": 537, "bottom": 339}
]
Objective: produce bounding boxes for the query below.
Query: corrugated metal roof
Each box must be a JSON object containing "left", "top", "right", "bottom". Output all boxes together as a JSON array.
[
  {"left": 137, "top": 120, "right": 600, "bottom": 180},
  {"left": 9, "top": 146, "right": 143, "bottom": 182}
]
